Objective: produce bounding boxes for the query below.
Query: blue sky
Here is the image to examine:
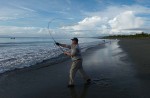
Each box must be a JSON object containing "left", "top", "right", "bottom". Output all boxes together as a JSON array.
[{"left": 0, "top": 0, "right": 150, "bottom": 37}]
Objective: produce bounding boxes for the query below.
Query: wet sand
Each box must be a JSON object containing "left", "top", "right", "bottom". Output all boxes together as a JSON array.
[
  {"left": 119, "top": 39, "right": 150, "bottom": 98},
  {"left": 0, "top": 40, "right": 149, "bottom": 98},
  {"left": 119, "top": 39, "right": 150, "bottom": 76}
]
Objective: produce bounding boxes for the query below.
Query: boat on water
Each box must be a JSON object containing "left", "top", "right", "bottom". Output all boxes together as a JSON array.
[{"left": 10, "top": 37, "right": 15, "bottom": 39}]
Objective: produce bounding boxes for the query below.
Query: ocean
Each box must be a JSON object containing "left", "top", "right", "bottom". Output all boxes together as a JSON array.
[{"left": 0, "top": 37, "right": 105, "bottom": 73}]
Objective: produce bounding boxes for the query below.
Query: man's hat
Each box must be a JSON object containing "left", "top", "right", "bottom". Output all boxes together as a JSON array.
[{"left": 71, "top": 37, "right": 78, "bottom": 42}]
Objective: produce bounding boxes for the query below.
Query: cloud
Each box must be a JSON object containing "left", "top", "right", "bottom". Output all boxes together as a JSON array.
[
  {"left": 60, "top": 11, "right": 144, "bottom": 36},
  {"left": 109, "top": 11, "right": 144, "bottom": 34},
  {"left": 0, "top": 26, "right": 72, "bottom": 38},
  {"left": 0, "top": 17, "right": 18, "bottom": 21},
  {"left": 0, "top": 1, "right": 149, "bottom": 37},
  {"left": 60, "top": 5, "right": 149, "bottom": 36},
  {"left": 122, "top": 27, "right": 150, "bottom": 33},
  {"left": 123, "top": 28, "right": 150, "bottom": 30},
  {"left": 84, "top": 5, "right": 150, "bottom": 18},
  {"left": 0, "top": 26, "right": 45, "bottom": 37},
  {"left": 70, "top": 16, "right": 102, "bottom": 30},
  {"left": 0, "top": 5, "right": 36, "bottom": 21},
  {"left": 16, "top": 6, "right": 36, "bottom": 12},
  {"left": 134, "top": 0, "right": 150, "bottom": 5},
  {"left": 60, "top": 16, "right": 110, "bottom": 36}
]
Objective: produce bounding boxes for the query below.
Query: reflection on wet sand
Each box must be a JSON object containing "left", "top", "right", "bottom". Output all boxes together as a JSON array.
[{"left": 69, "top": 85, "right": 89, "bottom": 98}]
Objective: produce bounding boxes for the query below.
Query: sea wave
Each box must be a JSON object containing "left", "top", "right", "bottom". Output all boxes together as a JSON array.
[{"left": 0, "top": 38, "right": 106, "bottom": 74}]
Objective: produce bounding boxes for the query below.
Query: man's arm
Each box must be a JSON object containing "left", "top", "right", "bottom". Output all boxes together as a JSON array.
[
  {"left": 64, "top": 48, "right": 76, "bottom": 57},
  {"left": 60, "top": 44, "right": 70, "bottom": 48},
  {"left": 64, "top": 51, "right": 75, "bottom": 57},
  {"left": 55, "top": 42, "right": 71, "bottom": 49}
]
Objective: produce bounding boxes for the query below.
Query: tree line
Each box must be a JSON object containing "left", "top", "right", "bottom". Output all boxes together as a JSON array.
[{"left": 103, "top": 32, "right": 150, "bottom": 39}]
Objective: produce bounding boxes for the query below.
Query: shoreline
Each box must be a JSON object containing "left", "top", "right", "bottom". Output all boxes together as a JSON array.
[
  {"left": 0, "top": 40, "right": 109, "bottom": 76},
  {"left": 0, "top": 37, "right": 106, "bottom": 74}
]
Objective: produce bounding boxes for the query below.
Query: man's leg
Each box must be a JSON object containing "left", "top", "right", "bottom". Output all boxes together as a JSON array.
[
  {"left": 78, "top": 61, "right": 90, "bottom": 81},
  {"left": 69, "top": 61, "right": 79, "bottom": 86}
]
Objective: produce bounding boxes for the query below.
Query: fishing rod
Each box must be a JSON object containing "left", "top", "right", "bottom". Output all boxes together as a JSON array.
[{"left": 47, "top": 18, "right": 65, "bottom": 53}]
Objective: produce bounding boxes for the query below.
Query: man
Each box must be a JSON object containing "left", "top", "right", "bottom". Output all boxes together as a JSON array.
[{"left": 56, "top": 37, "right": 91, "bottom": 87}]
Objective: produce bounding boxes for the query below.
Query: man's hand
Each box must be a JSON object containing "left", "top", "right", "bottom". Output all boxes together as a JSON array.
[
  {"left": 55, "top": 42, "right": 60, "bottom": 46},
  {"left": 64, "top": 52, "right": 68, "bottom": 55},
  {"left": 64, "top": 52, "right": 71, "bottom": 56}
]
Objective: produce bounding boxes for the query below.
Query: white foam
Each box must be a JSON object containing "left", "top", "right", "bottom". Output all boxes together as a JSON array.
[{"left": 0, "top": 38, "right": 107, "bottom": 73}]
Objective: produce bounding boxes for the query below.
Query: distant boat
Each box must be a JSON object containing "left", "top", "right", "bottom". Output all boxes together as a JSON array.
[{"left": 10, "top": 37, "right": 15, "bottom": 39}]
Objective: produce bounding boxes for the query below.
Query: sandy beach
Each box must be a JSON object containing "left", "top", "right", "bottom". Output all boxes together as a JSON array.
[
  {"left": 118, "top": 39, "right": 150, "bottom": 98},
  {"left": 0, "top": 39, "right": 149, "bottom": 98},
  {"left": 119, "top": 39, "right": 150, "bottom": 76}
]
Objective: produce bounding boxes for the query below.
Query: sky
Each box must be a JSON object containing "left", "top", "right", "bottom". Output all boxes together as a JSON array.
[{"left": 0, "top": 0, "right": 150, "bottom": 37}]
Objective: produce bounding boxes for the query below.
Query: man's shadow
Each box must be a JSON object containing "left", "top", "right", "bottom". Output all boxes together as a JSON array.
[{"left": 69, "top": 85, "right": 90, "bottom": 98}]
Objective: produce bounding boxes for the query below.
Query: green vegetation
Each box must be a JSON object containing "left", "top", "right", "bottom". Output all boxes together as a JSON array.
[{"left": 103, "top": 32, "right": 150, "bottom": 39}]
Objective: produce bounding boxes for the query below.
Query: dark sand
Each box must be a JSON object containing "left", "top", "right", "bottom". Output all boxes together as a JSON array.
[
  {"left": 119, "top": 39, "right": 150, "bottom": 75},
  {"left": 0, "top": 40, "right": 149, "bottom": 98},
  {"left": 119, "top": 39, "right": 150, "bottom": 98}
]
